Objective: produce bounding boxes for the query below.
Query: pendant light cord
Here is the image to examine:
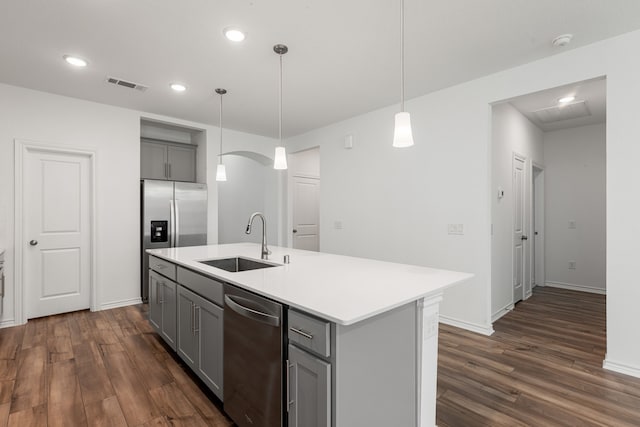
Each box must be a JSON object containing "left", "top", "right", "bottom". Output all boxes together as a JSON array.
[
  {"left": 219, "top": 93, "right": 223, "bottom": 164},
  {"left": 279, "top": 53, "right": 283, "bottom": 144},
  {"left": 400, "top": 0, "right": 405, "bottom": 112}
]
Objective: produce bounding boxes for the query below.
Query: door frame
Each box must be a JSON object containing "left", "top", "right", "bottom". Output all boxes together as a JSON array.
[
  {"left": 14, "top": 139, "right": 98, "bottom": 324},
  {"left": 512, "top": 152, "right": 528, "bottom": 305},
  {"left": 531, "top": 162, "right": 545, "bottom": 294}
]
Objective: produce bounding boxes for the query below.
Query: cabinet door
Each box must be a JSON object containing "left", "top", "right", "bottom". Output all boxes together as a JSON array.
[
  {"left": 167, "top": 145, "right": 196, "bottom": 182},
  {"left": 148, "top": 271, "right": 162, "bottom": 333},
  {"left": 141, "top": 141, "right": 168, "bottom": 180},
  {"left": 177, "top": 286, "right": 198, "bottom": 369},
  {"left": 160, "top": 279, "right": 177, "bottom": 351},
  {"left": 195, "top": 295, "right": 224, "bottom": 399},
  {"left": 288, "top": 344, "right": 331, "bottom": 427}
]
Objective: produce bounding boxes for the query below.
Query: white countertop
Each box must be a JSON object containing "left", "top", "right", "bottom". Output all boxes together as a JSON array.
[{"left": 148, "top": 243, "right": 473, "bottom": 326}]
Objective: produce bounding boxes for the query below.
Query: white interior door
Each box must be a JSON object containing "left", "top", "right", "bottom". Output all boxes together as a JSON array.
[
  {"left": 292, "top": 176, "right": 320, "bottom": 251},
  {"left": 24, "top": 148, "right": 92, "bottom": 318},
  {"left": 512, "top": 155, "right": 526, "bottom": 304},
  {"left": 532, "top": 166, "right": 545, "bottom": 288}
]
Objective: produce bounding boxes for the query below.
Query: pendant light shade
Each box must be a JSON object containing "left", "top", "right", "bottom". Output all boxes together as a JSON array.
[
  {"left": 392, "top": 112, "right": 414, "bottom": 148},
  {"left": 216, "top": 164, "right": 227, "bottom": 181},
  {"left": 273, "top": 44, "right": 288, "bottom": 170},
  {"left": 274, "top": 147, "right": 287, "bottom": 170},
  {"left": 393, "top": 0, "right": 414, "bottom": 148},
  {"left": 215, "top": 88, "right": 227, "bottom": 181}
]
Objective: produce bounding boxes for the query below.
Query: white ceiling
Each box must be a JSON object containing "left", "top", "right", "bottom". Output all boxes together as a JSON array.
[
  {"left": 508, "top": 77, "right": 606, "bottom": 132},
  {"left": 0, "top": 1, "right": 636, "bottom": 138}
]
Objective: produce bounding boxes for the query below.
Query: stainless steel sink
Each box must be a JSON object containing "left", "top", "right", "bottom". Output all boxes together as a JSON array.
[{"left": 198, "top": 257, "right": 278, "bottom": 273}]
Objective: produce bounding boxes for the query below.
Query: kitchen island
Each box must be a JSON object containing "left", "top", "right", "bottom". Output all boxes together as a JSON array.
[{"left": 147, "top": 243, "right": 472, "bottom": 427}]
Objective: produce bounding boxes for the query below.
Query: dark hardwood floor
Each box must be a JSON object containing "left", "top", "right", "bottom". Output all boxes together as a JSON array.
[
  {"left": 0, "top": 304, "right": 233, "bottom": 426},
  {"left": 437, "top": 286, "right": 640, "bottom": 426},
  {"left": 0, "top": 286, "right": 637, "bottom": 426}
]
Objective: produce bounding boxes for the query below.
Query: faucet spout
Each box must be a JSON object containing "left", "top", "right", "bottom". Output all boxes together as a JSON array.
[{"left": 245, "top": 212, "right": 271, "bottom": 260}]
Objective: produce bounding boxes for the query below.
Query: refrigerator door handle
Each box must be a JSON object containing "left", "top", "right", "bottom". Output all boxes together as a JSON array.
[
  {"left": 169, "top": 200, "right": 176, "bottom": 247},
  {"left": 174, "top": 199, "right": 180, "bottom": 247}
]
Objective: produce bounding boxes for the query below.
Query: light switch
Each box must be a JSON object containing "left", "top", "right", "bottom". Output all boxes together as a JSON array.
[
  {"left": 568, "top": 220, "right": 576, "bottom": 229},
  {"left": 448, "top": 224, "right": 464, "bottom": 235},
  {"left": 334, "top": 221, "right": 343, "bottom": 230}
]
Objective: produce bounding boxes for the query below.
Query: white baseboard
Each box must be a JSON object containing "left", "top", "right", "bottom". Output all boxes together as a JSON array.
[
  {"left": 491, "top": 303, "right": 514, "bottom": 323},
  {"left": 545, "top": 281, "right": 606, "bottom": 295},
  {"left": 0, "top": 319, "right": 17, "bottom": 329},
  {"left": 99, "top": 297, "right": 142, "bottom": 311},
  {"left": 603, "top": 357, "right": 640, "bottom": 379},
  {"left": 439, "top": 315, "right": 494, "bottom": 336}
]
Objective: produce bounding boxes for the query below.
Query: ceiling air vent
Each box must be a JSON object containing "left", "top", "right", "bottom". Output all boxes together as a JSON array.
[
  {"left": 106, "top": 76, "right": 148, "bottom": 92},
  {"left": 533, "top": 100, "right": 591, "bottom": 123}
]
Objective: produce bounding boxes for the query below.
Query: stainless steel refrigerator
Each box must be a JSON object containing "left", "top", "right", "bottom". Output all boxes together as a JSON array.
[{"left": 141, "top": 179, "right": 207, "bottom": 301}]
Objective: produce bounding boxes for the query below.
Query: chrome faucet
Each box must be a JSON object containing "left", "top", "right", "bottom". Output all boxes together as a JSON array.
[{"left": 246, "top": 212, "right": 271, "bottom": 260}]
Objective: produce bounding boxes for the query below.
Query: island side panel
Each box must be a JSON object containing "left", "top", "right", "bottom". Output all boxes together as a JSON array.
[
  {"left": 417, "top": 294, "right": 443, "bottom": 427},
  {"left": 334, "top": 302, "right": 417, "bottom": 427}
]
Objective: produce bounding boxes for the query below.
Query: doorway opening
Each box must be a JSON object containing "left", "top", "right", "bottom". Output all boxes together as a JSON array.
[{"left": 491, "top": 76, "right": 607, "bottom": 323}]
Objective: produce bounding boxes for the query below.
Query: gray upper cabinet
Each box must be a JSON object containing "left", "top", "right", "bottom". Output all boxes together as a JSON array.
[
  {"left": 141, "top": 139, "right": 196, "bottom": 182},
  {"left": 177, "top": 284, "right": 224, "bottom": 400},
  {"left": 288, "top": 344, "right": 331, "bottom": 427}
]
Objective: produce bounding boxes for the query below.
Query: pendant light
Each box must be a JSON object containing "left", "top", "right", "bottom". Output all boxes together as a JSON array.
[
  {"left": 215, "top": 88, "right": 228, "bottom": 181},
  {"left": 273, "top": 44, "right": 288, "bottom": 170},
  {"left": 392, "top": 0, "right": 414, "bottom": 148}
]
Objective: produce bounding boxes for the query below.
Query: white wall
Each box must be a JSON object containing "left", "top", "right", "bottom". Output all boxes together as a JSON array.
[
  {"left": 287, "top": 29, "right": 640, "bottom": 375},
  {"left": 543, "top": 123, "right": 606, "bottom": 293},
  {"left": 0, "top": 83, "right": 277, "bottom": 325},
  {"left": 218, "top": 154, "right": 279, "bottom": 245},
  {"left": 491, "top": 103, "right": 544, "bottom": 320}
]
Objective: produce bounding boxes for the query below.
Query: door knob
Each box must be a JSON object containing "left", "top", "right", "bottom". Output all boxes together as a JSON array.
[
  {"left": 29, "top": 240, "right": 38, "bottom": 246},
  {"left": 292, "top": 229, "right": 298, "bottom": 234},
  {"left": 521, "top": 235, "right": 528, "bottom": 241}
]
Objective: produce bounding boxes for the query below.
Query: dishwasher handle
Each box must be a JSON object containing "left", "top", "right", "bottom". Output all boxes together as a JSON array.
[{"left": 225, "top": 294, "right": 281, "bottom": 327}]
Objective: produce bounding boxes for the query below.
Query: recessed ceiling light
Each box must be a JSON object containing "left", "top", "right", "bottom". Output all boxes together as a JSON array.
[
  {"left": 63, "top": 55, "right": 88, "bottom": 67},
  {"left": 552, "top": 34, "right": 573, "bottom": 47},
  {"left": 223, "top": 27, "right": 246, "bottom": 42},
  {"left": 558, "top": 95, "right": 576, "bottom": 104},
  {"left": 170, "top": 83, "right": 187, "bottom": 92}
]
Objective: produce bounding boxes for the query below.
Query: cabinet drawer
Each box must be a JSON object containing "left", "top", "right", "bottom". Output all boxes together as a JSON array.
[
  {"left": 149, "top": 255, "right": 176, "bottom": 281},
  {"left": 177, "top": 267, "right": 224, "bottom": 306},
  {"left": 288, "top": 310, "right": 331, "bottom": 357}
]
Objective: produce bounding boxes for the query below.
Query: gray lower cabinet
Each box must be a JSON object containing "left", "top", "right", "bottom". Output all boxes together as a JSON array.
[
  {"left": 149, "top": 270, "right": 177, "bottom": 350},
  {"left": 288, "top": 344, "right": 331, "bottom": 427},
  {"left": 177, "top": 285, "right": 224, "bottom": 400}
]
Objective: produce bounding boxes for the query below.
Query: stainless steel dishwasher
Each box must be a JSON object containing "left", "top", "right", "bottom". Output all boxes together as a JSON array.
[{"left": 224, "top": 284, "right": 283, "bottom": 427}]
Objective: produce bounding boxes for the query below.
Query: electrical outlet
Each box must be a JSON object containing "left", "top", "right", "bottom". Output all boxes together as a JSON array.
[
  {"left": 569, "top": 261, "right": 576, "bottom": 270},
  {"left": 334, "top": 220, "right": 343, "bottom": 230},
  {"left": 568, "top": 220, "right": 576, "bottom": 229}
]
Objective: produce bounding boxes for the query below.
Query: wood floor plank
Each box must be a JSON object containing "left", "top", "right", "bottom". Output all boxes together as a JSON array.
[
  {"left": 76, "top": 362, "right": 115, "bottom": 404},
  {"left": 0, "top": 326, "right": 24, "bottom": 360},
  {"left": 84, "top": 395, "right": 127, "bottom": 427},
  {"left": 120, "top": 334, "right": 173, "bottom": 390},
  {"left": 103, "top": 350, "right": 159, "bottom": 426},
  {"left": 47, "top": 367, "right": 86, "bottom": 427},
  {"left": 11, "top": 346, "right": 47, "bottom": 413},
  {"left": 0, "top": 402, "right": 10, "bottom": 426},
  {"left": 7, "top": 403, "right": 47, "bottom": 427}
]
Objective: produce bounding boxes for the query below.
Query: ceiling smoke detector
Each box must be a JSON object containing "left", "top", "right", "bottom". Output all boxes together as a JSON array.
[{"left": 552, "top": 34, "right": 573, "bottom": 47}]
